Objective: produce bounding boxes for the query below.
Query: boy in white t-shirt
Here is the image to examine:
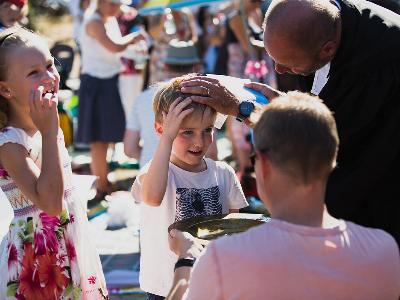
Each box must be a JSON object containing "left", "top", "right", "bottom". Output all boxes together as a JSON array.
[{"left": 131, "top": 75, "right": 248, "bottom": 299}]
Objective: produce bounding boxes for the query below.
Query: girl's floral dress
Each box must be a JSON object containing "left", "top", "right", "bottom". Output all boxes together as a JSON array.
[{"left": 0, "top": 127, "right": 108, "bottom": 300}]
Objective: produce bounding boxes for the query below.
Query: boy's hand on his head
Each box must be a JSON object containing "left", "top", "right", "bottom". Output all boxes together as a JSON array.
[
  {"left": 161, "top": 97, "right": 194, "bottom": 142},
  {"left": 29, "top": 86, "right": 59, "bottom": 136}
]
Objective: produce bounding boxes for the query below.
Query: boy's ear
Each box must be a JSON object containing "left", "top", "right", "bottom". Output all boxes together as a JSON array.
[
  {"left": 0, "top": 82, "right": 12, "bottom": 100},
  {"left": 258, "top": 151, "right": 272, "bottom": 180},
  {"left": 154, "top": 122, "right": 163, "bottom": 136}
]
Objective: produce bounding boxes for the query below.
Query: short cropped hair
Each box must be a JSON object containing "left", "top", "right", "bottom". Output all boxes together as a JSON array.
[
  {"left": 153, "top": 74, "right": 216, "bottom": 124},
  {"left": 253, "top": 91, "right": 339, "bottom": 184}
]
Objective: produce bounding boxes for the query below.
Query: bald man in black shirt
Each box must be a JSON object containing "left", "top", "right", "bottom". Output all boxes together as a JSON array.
[{"left": 181, "top": 0, "right": 400, "bottom": 245}]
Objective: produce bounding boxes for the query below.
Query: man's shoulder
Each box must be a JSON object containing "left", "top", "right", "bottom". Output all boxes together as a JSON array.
[
  {"left": 211, "top": 222, "right": 272, "bottom": 255},
  {"left": 345, "top": 221, "right": 398, "bottom": 251},
  {"left": 335, "top": 0, "right": 400, "bottom": 70}
]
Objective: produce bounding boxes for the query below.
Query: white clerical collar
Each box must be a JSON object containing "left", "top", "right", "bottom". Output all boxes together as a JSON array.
[
  {"left": 311, "top": 62, "right": 331, "bottom": 95},
  {"left": 311, "top": 0, "right": 341, "bottom": 95}
]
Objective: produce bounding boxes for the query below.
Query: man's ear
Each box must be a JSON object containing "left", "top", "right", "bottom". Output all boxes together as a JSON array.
[
  {"left": 0, "top": 82, "right": 12, "bottom": 100},
  {"left": 318, "top": 40, "right": 338, "bottom": 62},
  {"left": 154, "top": 122, "right": 163, "bottom": 136}
]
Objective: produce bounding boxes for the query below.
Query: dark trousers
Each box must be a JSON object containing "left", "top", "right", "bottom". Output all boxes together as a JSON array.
[{"left": 146, "top": 292, "right": 165, "bottom": 300}]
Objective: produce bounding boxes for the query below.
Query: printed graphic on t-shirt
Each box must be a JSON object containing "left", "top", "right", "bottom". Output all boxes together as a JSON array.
[{"left": 175, "top": 186, "right": 222, "bottom": 221}]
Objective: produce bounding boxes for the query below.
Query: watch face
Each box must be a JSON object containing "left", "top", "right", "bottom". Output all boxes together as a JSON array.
[{"left": 239, "top": 101, "right": 255, "bottom": 117}]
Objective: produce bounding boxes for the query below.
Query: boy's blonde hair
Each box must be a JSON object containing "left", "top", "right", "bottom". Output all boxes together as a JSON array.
[
  {"left": 153, "top": 75, "right": 216, "bottom": 124},
  {"left": 254, "top": 91, "right": 339, "bottom": 184}
]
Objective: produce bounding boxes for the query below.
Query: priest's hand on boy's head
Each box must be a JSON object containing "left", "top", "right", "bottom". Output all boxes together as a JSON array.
[{"left": 180, "top": 76, "right": 240, "bottom": 117}]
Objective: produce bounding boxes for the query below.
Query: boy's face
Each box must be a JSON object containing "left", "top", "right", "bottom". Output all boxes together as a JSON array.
[{"left": 170, "top": 108, "right": 215, "bottom": 172}]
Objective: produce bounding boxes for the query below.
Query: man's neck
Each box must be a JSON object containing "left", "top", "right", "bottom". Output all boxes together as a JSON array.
[
  {"left": 269, "top": 181, "right": 330, "bottom": 227},
  {"left": 273, "top": 205, "right": 338, "bottom": 228}
]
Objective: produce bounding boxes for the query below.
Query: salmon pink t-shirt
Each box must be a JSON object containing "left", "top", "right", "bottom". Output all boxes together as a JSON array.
[{"left": 184, "top": 219, "right": 400, "bottom": 300}]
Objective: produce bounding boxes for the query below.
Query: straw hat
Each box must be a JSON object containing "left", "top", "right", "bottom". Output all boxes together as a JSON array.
[{"left": 164, "top": 39, "right": 201, "bottom": 66}]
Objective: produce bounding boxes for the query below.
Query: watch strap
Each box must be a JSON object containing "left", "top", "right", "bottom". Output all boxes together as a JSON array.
[
  {"left": 236, "top": 101, "right": 255, "bottom": 122},
  {"left": 174, "top": 258, "right": 196, "bottom": 271}
]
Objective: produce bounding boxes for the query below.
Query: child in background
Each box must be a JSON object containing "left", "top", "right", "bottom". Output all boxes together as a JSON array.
[
  {"left": 131, "top": 75, "right": 248, "bottom": 299},
  {"left": 0, "top": 0, "right": 28, "bottom": 31},
  {"left": 0, "top": 28, "right": 108, "bottom": 299}
]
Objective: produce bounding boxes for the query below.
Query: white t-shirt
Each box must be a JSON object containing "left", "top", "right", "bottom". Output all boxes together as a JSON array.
[
  {"left": 126, "top": 87, "right": 159, "bottom": 168},
  {"left": 80, "top": 12, "right": 122, "bottom": 78},
  {"left": 68, "top": 0, "right": 83, "bottom": 41},
  {"left": 184, "top": 219, "right": 400, "bottom": 300},
  {"left": 131, "top": 158, "right": 248, "bottom": 296}
]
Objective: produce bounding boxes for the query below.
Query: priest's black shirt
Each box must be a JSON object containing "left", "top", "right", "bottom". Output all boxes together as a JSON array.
[{"left": 301, "top": 0, "right": 400, "bottom": 244}]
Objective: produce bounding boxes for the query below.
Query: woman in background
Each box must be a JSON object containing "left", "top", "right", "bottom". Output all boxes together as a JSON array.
[{"left": 77, "top": 0, "right": 144, "bottom": 199}]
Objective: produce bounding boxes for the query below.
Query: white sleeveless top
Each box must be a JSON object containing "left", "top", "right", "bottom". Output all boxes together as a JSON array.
[{"left": 80, "top": 11, "right": 122, "bottom": 78}]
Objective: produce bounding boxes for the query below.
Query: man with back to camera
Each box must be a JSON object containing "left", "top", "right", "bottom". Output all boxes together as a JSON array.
[
  {"left": 165, "top": 91, "right": 400, "bottom": 300},
  {"left": 180, "top": 0, "right": 400, "bottom": 245}
]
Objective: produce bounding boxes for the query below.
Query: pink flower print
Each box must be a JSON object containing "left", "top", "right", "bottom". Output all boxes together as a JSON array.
[
  {"left": 34, "top": 213, "right": 61, "bottom": 255},
  {"left": 64, "top": 237, "right": 81, "bottom": 284},
  {"left": 19, "top": 243, "right": 47, "bottom": 300},
  {"left": 0, "top": 167, "right": 9, "bottom": 178},
  {"left": 57, "top": 253, "right": 68, "bottom": 265},
  {"left": 39, "top": 212, "right": 61, "bottom": 230},
  {"left": 37, "top": 253, "right": 70, "bottom": 299},
  {"left": 7, "top": 242, "right": 20, "bottom": 280},
  {"left": 15, "top": 293, "right": 26, "bottom": 300},
  {"left": 88, "top": 276, "right": 97, "bottom": 285},
  {"left": 65, "top": 237, "right": 76, "bottom": 263},
  {"left": 69, "top": 213, "right": 75, "bottom": 223},
  {"left": 33, "top": 231, "right": 46, "bottom": 255}
]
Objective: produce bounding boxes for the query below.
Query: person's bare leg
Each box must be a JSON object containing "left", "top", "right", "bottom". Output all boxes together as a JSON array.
[{"left": 90, "top": 142, "right": 110, "bottom": 192}]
